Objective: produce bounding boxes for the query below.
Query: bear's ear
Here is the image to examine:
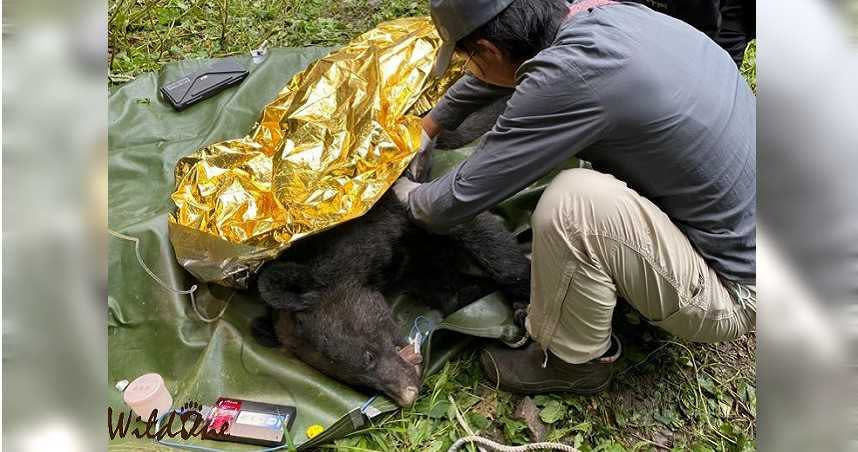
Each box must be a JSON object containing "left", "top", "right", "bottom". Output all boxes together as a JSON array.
[
  {"left": 260, "top": 290, "right": 317, "bottom": 312},
  {"left": 258, "top": 262, "right": 314, "bottom": 311},
  {"left": 258, "top": 288, "right": 305, "bottom": 311}
]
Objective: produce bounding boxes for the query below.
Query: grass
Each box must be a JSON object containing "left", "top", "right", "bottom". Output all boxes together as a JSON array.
[
  {"left": 108, "top": 0, "right": 427, "bottom": 83},
  {"left": 740, "top": 40, "right": 756, "bottom": 93},
  {"left": 108, "top": 1, "right": 757, "bottom": 450},
  {"left": 329, "top": 313, "right": 756, "bottom": 452}
]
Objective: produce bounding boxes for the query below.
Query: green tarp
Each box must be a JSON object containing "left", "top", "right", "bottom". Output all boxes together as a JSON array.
[{"left": 108, "top": 48, "right": 572, "bottom": 451}]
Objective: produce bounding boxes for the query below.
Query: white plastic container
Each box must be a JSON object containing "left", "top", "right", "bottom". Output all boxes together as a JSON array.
[{"left": 121, "top": 373, "right": 173, "bottom": 420}]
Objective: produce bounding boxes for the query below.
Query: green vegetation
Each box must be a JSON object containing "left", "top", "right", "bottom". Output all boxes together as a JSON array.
[
  {"left": 740, "top": 40, "right": 756, "bottom": 93},
  {"left": 108, "top": 0, "right": 428, "bottom": 82},
  {"left": 109, "top": 1, "right": 757, "bottom": 449},
  {"left": 331, "top": 314, "right": 756, "bottom": 452}
]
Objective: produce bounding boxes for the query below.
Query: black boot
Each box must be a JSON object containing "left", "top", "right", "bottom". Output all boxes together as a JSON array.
[{"left": 479, "top": 335, "right": 621, "bottom": 395}]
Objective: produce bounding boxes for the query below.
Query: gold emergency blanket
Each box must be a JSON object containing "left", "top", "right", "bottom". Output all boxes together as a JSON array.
[{"left": 169, "top": 17, "right": 463, "bottom": 287}]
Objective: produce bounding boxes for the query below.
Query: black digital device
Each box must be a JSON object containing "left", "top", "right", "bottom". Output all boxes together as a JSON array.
[{"left": 160, "top": 59, "right": 249, "bottom": 111}]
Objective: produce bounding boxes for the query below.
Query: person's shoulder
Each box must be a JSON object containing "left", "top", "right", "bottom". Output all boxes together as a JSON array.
[
  {"left": 552, "top": 1, "right": 671, "bottom": 45},
  {"left": 516, "top": 49, "right": 583, "bottom": 96}
]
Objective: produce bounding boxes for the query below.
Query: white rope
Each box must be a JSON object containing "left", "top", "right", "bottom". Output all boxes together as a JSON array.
[
  {"left": 501, "top": 332, "right": 530, "bottom": 349},
  {"left": 108, "top": 229, "right": 229, "bottom": 323},
  {"left": 448, "top": 435, "right": 579, "bottom": 452},
  {"left": 194, "top": 290, "right": 234, "bottom": 324}
]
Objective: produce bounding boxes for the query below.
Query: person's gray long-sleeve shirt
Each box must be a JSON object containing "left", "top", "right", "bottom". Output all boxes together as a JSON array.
[{"left": 408, "top": 2, "right": 756, "bottom": 283}]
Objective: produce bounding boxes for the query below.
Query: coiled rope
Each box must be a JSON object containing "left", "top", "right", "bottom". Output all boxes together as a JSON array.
[{"left": 448, "top": 435, "right": 579, "bottom": 452}]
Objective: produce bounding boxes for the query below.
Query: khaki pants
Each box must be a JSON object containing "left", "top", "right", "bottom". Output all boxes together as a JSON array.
[{"left": 524, "top": 169, "right": 756, "bottom": 364}]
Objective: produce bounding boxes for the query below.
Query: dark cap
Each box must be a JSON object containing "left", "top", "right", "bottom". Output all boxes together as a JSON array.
[{"left": 429, "top": 0, "right": 516, "bottom": 77}]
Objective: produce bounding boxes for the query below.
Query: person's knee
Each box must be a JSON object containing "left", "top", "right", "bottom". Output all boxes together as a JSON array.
[
  {"left": 559, "top": 168, "right": 627, "bottom": 204},
  {"left": 533, "top": 169, "right": 629, "bottom": 234}
]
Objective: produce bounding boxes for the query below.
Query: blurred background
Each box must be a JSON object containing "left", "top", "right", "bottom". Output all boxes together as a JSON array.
[
  {"left": 3, "top": 0, "right": 858, "bottom": 451},
  {"left": 756, "top": 0, "right": 858, "bottom": 450},
  {"left": 3, "top": 0, "right": 107, "bottom": 451}
]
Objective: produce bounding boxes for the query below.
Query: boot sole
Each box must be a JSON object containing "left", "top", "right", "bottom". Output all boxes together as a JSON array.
[{"left": 493, "top": 374, "right": 613, "bottom": 396}]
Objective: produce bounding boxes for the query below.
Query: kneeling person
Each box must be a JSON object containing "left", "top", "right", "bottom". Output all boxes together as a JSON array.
[{"left": 395, "top": 0, "right": 756, "bottom": 394}]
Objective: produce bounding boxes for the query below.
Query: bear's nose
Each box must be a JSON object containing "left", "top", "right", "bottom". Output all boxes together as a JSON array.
[{"left": 397, "top": 386, "right": 419, "bottom": 406}]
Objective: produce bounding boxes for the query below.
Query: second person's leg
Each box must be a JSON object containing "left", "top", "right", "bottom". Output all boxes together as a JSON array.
[{"left": 482, "top": 169, "right": 754, "bottom": 394}]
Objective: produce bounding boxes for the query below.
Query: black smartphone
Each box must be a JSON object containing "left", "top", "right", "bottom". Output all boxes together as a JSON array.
[{"left": 160, "top": 59, "right": 249, "bottom": 111}]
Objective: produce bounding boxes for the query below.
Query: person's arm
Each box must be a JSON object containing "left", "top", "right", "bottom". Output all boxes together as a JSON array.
[
  {"left": 408, "top": 58, "right": 612, "bottom": 233},
  {"left": 427, "top": 74, "right": 514, "bottom": 134}
]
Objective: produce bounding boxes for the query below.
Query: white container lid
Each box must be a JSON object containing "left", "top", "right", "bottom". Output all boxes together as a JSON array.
[{"left": 122, "top": 373, "right": 173, "bottom": 420}]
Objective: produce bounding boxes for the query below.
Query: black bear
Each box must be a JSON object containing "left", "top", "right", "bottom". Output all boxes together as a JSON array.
[{"left": 253, "top": 190, "right": 530, "bottom": 406}]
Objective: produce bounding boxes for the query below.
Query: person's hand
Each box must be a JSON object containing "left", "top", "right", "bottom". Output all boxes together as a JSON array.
[
  {"left": 392, "top": 177, "right": 421, "bottom": 205},
  {"left": 406, "top": 129, "right": 437, "bottom": 182},
  {"left": 421, "top": 114, "right": 442, "bottom": 139}
]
